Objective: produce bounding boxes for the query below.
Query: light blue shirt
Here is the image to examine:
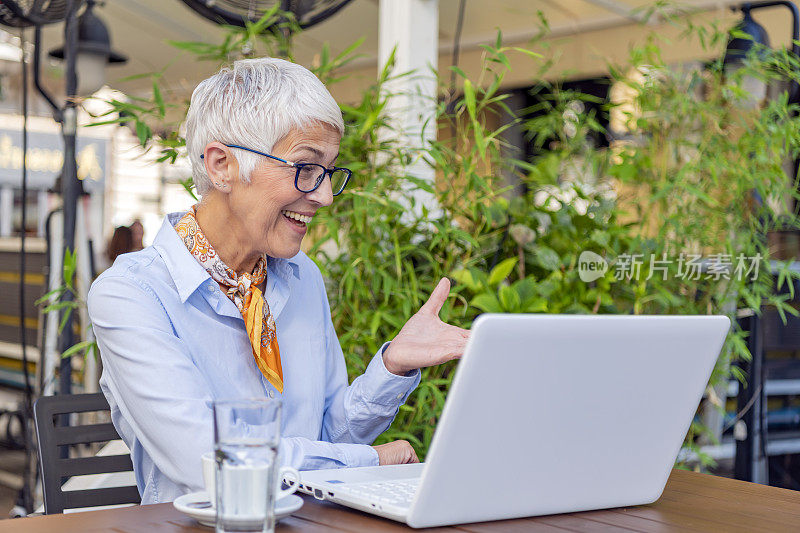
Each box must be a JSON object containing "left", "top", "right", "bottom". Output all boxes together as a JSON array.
[{"left": 88, "top": 212, "right": 420, "bottom": 504}]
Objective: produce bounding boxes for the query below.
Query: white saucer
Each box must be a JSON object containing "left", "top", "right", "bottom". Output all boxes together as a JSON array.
[{"left": 173, "top": 491, "right": 303, "bottom": 528}]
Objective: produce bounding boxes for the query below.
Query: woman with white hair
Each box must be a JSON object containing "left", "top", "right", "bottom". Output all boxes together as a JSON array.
[{"left": 87, "top": 57, "right": 469, "bottom": 504}]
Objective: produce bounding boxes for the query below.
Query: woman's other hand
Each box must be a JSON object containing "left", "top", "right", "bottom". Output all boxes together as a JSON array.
[
  {"left": 373, "top": 440, "right": 419, "bottom": 465},
  {"left": 382, "top": 278, "right": 470, "bottom": 376}
]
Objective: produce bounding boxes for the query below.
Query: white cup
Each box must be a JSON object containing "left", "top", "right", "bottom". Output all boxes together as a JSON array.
[{"left": 201, "top": 451, "right": 299, "bottom": 505}]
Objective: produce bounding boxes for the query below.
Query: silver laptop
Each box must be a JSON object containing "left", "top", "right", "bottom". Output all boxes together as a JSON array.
[{"left": 296, "top": 314, "right": 730, "bottom": 528}]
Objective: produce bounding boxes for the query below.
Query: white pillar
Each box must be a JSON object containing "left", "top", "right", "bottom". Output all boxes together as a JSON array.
[
  {"left": 42, "top": 210, "right": 63, "bottom": 396},
  {"left": 378, "top": 0, "right": 439, "bottom": 217},
  {"left": 76, "top": 199, "right": 98, "bottom": 393},
  {"left": 0, "top": 186, "right": 12, "bottom": 237},
  {"left": 37, "top": 189, "right": 48, "bottom": 237}
]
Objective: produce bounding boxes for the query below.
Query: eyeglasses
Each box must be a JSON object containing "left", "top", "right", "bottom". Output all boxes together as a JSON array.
[{"left": 200, "top": 143, "right": 351, "bottom": 196}]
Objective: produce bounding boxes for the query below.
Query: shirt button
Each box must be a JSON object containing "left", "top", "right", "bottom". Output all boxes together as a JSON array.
[
  {"left": 396, "top": 392, "right": 404, "bottom": 400},
  {"left": 206, "top": 284, "right": 215, "bottom": 292},
  {"left": 269, "top": 390, "right": 275, "bottom": 399}
]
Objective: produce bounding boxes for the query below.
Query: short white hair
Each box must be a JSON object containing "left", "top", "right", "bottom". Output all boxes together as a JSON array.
[{"left": 185, "top": 57, "right": 344, "bottom": 196}]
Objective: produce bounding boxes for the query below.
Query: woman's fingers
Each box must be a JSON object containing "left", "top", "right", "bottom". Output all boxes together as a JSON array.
[{"left": 419, "top": 278, "right": 451, "bottom": 317}]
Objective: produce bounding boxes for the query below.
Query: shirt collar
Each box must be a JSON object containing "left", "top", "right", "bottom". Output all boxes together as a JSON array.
[
  {"left": 153, "top": 212, "right": 300, "bottom": 303},
  {"left": 269, "top": 255, "right": 300, "bottom": 283}
]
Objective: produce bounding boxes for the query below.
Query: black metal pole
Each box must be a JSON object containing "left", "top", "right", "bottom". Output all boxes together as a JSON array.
[
  {"left": 17, "top": 27, "right": 35, "bottom": 517},
  {"left": 32, "top": 25, "right": 62, "bottom": 123},
  {"left": 58, "top": 0, "right": 80, "bottom": 398},
  {"left": 729, "top": 6, "right": 800, "bottom": 479},
  {"left": 734, "top": 313, "right": 768, "bottom": 482},
  {"left": 735, "top": 2, "right": 800, "bottom": 211},
  {"left": 734, "top": 1, "right": 800, "bottom": 105},
  {"left": 737, "top": 1, "right": 800, "bottom": 52}
]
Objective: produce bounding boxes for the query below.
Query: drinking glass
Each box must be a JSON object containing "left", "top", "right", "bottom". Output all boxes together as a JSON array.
[{"left": 212, "top": 399, "right": 297, "bottom": 533}]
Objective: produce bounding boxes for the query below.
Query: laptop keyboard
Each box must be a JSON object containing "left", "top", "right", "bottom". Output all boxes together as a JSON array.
[{"left": 339, "top": 479, "right": 420, "bottom": 507}]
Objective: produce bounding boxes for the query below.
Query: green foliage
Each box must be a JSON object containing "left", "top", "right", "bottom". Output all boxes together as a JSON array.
[
  {"left": 36, "top": 248, "right": 98, "bottom": 361},
  {"left": 83, "top": 4, "right": 800, "bottom": 467}
]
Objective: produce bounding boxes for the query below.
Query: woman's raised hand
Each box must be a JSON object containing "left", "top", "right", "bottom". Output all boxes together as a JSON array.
[{"left": 381, "top": 278, "right": 470, "bottom": 376}]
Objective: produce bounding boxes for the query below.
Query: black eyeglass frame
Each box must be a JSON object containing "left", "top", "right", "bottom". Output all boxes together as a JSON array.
[{"left": 200, "top": 143, "right": 352, "bottom": 196}]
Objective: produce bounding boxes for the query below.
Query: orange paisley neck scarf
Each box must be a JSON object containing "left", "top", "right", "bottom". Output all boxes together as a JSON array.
[{"left": 175, "top": 207, "right": 283, "bottom": 393}]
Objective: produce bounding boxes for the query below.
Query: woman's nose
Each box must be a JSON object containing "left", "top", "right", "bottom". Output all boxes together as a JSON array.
[{"left": 307, "top": 174, "right": 334, "bottom": 206}]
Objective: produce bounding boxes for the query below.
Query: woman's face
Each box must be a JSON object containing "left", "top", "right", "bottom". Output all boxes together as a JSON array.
[{"left": 225, "top": 122, "right": 340, "bottom": 259}]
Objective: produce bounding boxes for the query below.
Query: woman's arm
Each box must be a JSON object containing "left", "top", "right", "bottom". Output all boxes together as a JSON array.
[
  {"left": 89, "top": 274, "right": 214, "bottom": 493},
  {"left": 317, "top": 277, "right": 470, "bottom": 465},
  {"left": 88, "top": 273, "right": 392, "bottom": 494},
  {"left": 316, "top": 275, "right": 421, "bottom": 449}
]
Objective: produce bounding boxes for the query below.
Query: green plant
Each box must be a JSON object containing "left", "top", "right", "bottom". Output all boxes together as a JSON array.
[
  {"left": 36, "top": 248, "right": 98, "bottom": 361},
  {"left": 77, "top": 4, "right": 800, "bottom": 470},
  {"left": 443, "top": 14, "right": 800, "bottom": 467}
]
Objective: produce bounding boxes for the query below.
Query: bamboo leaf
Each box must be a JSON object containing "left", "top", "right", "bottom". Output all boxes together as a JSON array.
[
  {"left": 470, "top": 293, "right": 503, "bottom": 313},
  {"left": 153, "top": 80, "right": 165, "bottom": 117},
  {"left": 136, "top": 120, "right": 151, "bottom": 147},
  {"left": 463, "top": 79, "right": 477, "bottom": 121},
  {"left": 488, "top": 257, "right": 518, "bottom": 286},
  {"left": 62, "top": 340, "right": 96, "bottom": 359}
]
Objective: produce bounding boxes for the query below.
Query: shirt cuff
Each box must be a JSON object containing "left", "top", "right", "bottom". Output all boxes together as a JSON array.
[
  {"left": 342, "top": 443, "right": 380, "bottom": 468},
  {"left": 359, "top": 342, "right": 421, "bottom": 406}
]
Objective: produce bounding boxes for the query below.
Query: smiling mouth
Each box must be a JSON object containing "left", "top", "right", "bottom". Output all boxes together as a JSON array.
[{"left": 281, "top": 209, "right": 312, "bottom": 228}]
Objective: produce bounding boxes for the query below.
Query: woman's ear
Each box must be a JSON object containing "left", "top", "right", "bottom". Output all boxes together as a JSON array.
[{"left": 203, "top": 142, "right": 238, "bottom": 192}]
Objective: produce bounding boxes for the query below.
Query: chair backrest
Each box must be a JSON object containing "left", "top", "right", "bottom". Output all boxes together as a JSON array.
[{"left": 33, "top": 393, "right": 141, "bottom": 514}]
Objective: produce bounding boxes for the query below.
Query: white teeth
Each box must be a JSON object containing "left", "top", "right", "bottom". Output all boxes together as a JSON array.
[{"left": 281, "top": 210, "right": 312, "bottom": 224}]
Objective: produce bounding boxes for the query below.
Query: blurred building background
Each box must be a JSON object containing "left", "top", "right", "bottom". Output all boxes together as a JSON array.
[{"left": 1, "top": 0, "right": 799, "bottom": 516}]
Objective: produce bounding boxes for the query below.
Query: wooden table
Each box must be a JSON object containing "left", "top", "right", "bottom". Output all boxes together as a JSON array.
[{"left": 4, "top": 469, "right": 800, "bottom": 532}]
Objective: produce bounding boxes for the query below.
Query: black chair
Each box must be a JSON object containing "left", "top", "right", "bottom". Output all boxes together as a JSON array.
[{"left": 33, "top": 393, "right": 141, "bottom": 514}]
